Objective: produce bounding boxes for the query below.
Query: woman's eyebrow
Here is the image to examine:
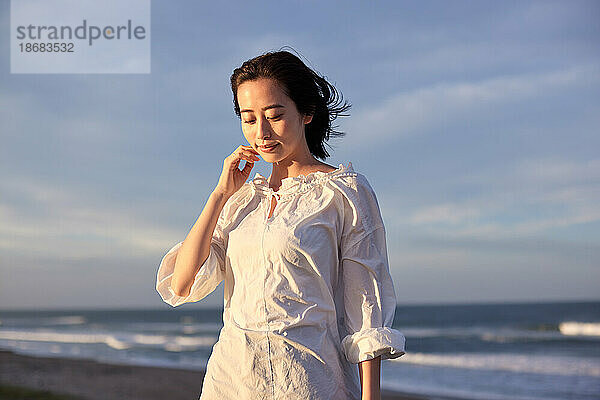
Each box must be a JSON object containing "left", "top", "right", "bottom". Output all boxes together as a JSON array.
[{"left": 240, "top": 104, "right": 285, "bottom": 113}]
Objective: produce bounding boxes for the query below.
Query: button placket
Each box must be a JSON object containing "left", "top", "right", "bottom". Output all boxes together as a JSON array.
[{"left": 261, "top": 196, "right": 276, "bottom": 398}]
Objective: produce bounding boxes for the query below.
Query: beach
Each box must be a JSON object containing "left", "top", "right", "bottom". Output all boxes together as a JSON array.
[
  {"left": 0, "top": 349, "right": 429, "bottom": 400},
  {"left": 3, "top": 302, "right": 596, "bottom": 399}
]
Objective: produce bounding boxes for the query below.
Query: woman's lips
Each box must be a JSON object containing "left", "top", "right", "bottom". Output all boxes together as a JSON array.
[{"left": 259, "top": 143, "right": 279, "bottom": 152}]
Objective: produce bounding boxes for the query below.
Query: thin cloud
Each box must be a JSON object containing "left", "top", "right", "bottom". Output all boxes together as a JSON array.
[
  {"left": 0, "top": 176, "right": 182, "bottom": 260},
  {"left": 391, "top": 156, "right": 600, "bottom": 238},
  {"left": 346, "top": 64, "right": 599, "bottom": 146}
]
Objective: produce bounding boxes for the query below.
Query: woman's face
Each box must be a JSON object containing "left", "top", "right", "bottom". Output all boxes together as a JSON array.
[{"left": 237, "top": 78, "right": 312, "bottom": 164}]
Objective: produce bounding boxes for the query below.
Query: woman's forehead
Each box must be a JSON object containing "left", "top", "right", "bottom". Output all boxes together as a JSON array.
[{"left": 238, "top": 78, "right": 289, "bottom": 108}]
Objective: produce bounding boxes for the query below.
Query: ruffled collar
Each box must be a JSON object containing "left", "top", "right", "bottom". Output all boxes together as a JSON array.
[{"left": 250, "top": 161, "right": 355, "bottom": 198}]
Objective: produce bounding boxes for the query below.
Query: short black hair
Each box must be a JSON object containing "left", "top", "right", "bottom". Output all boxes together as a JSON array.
[{"left": 230, "top": 46, "right": 351, "bottom": 160}]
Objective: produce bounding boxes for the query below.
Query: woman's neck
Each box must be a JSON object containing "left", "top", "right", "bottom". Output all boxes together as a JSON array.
[{"left": 268, "top": 158, "right": 336, "bottom": 190}]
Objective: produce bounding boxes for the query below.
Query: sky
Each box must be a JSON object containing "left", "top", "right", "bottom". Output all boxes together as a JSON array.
[{"left": 1, "top": 0, "right": 599, "bottom": 310}]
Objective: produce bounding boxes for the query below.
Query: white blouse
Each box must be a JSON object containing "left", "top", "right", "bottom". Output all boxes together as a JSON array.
[{"left": 156, "top": 161, "right": 406, "bottom": 400}]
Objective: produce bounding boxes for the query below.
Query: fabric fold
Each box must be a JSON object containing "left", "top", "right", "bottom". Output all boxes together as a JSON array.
[
  {"left": 153, "top": 161, "right": 407, "bottom": 398},
  {"left": 156, "top": 240, "right": 226, "bottom": 307},
  {"left": 341, "top": 326, "right": 406, "bottom": 364},
  {"left": 336, "top": 175, "right": 407, "bottom": 365}
]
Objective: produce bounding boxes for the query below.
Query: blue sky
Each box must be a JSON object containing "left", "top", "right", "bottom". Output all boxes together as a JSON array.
[{"left": 1, "top": 0, "right": 598, "bottom": 310}]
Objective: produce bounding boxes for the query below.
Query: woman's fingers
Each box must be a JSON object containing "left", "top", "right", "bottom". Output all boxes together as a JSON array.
[
  {"left": 241, "top": 144, "right": 260, "bottom": 154},
  {"left": 239, "top": 145, "right": 260, "bottom": 155},
  {"left": 226, "top": 147, "right": 257, "bottom": 167},
  {"left": 241, "top": 150, "right": 260, "bottom": 160},
  {"left": 240, "top": 158, "right": 255, "bottom": 176},
  {"left": 235, "top": 148, "right": 260, "bottom": 163},
  {"left": 216, "top": 145, "right": 262, "bottom": 197}
]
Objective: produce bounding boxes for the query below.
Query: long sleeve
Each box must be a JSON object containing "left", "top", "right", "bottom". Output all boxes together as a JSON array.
[
  {"left": 155, "top": 215, "right": 227, "bottom": 307},
  {"left": 338, "top": 175, "right": 406, "bottom": 364}
]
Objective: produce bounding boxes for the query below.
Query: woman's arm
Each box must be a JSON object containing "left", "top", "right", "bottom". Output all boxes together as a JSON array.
[
  {"left": 358, "top": 355, "right": 381, "bottom": 400},
  {"left": 169, "top": 145, "right": 259, "bottom": 297},
  {"left": 170, "top": 188, "right": 230, "bottom": 297}
]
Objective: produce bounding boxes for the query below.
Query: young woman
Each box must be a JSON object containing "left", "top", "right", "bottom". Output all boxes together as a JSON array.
[{"left": 156, "top": 48, "right": 406, "bottom": 400}]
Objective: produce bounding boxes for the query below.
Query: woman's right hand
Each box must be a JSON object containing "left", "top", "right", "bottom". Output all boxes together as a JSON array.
[{"left": 214, "top": 145, "right": 260, "bottom": 198}]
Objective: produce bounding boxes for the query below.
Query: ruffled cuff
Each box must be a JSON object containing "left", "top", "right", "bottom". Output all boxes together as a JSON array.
[
  {"left": 155, "top": 241, "right": 224, "bottom": 307},
  {"left": 341, "top": 326, "right": 406, "bottom": 364}
]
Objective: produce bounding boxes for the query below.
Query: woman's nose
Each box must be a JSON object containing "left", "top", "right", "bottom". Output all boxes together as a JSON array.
[{"left": 256, "top": 116, "right": 271, "bottom": 139}]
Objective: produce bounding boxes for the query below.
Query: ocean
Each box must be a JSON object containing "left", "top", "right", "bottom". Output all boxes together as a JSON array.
[{"left": 0, "top": 301, "right": 598, "bottom": 400}]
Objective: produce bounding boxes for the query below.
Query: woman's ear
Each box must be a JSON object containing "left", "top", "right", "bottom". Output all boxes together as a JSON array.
[{"left": 303, "top": 114, "right": 313, "bottom": 125}]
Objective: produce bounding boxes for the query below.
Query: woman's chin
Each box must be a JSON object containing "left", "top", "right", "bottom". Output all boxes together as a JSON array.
[{"left": 261, "top": 154, "right": 283, "bottom": 163}]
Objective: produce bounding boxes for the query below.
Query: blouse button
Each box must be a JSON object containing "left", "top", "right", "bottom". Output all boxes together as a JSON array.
[{"left": 282, "top": 331, "right": 288, "bottom": 336}]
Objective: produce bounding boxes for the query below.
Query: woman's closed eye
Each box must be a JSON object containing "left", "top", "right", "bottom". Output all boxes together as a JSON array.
[{"left": 243, "top": 114, "right": 282, "bottom": 124}]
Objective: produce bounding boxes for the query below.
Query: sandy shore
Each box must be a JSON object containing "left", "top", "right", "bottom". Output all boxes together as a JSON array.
[{"left": 0, "top": 349, "right": 430, "bottom": 400}]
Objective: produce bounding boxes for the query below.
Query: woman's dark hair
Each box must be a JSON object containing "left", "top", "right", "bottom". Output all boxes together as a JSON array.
[{"left": 230, "top": 46, "right": 351, "bottom": 160}]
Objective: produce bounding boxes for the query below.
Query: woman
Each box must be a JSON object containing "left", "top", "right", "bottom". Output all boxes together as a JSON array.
[{"left": 156, "top": 48, "right": 406, "bottom": 400}]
